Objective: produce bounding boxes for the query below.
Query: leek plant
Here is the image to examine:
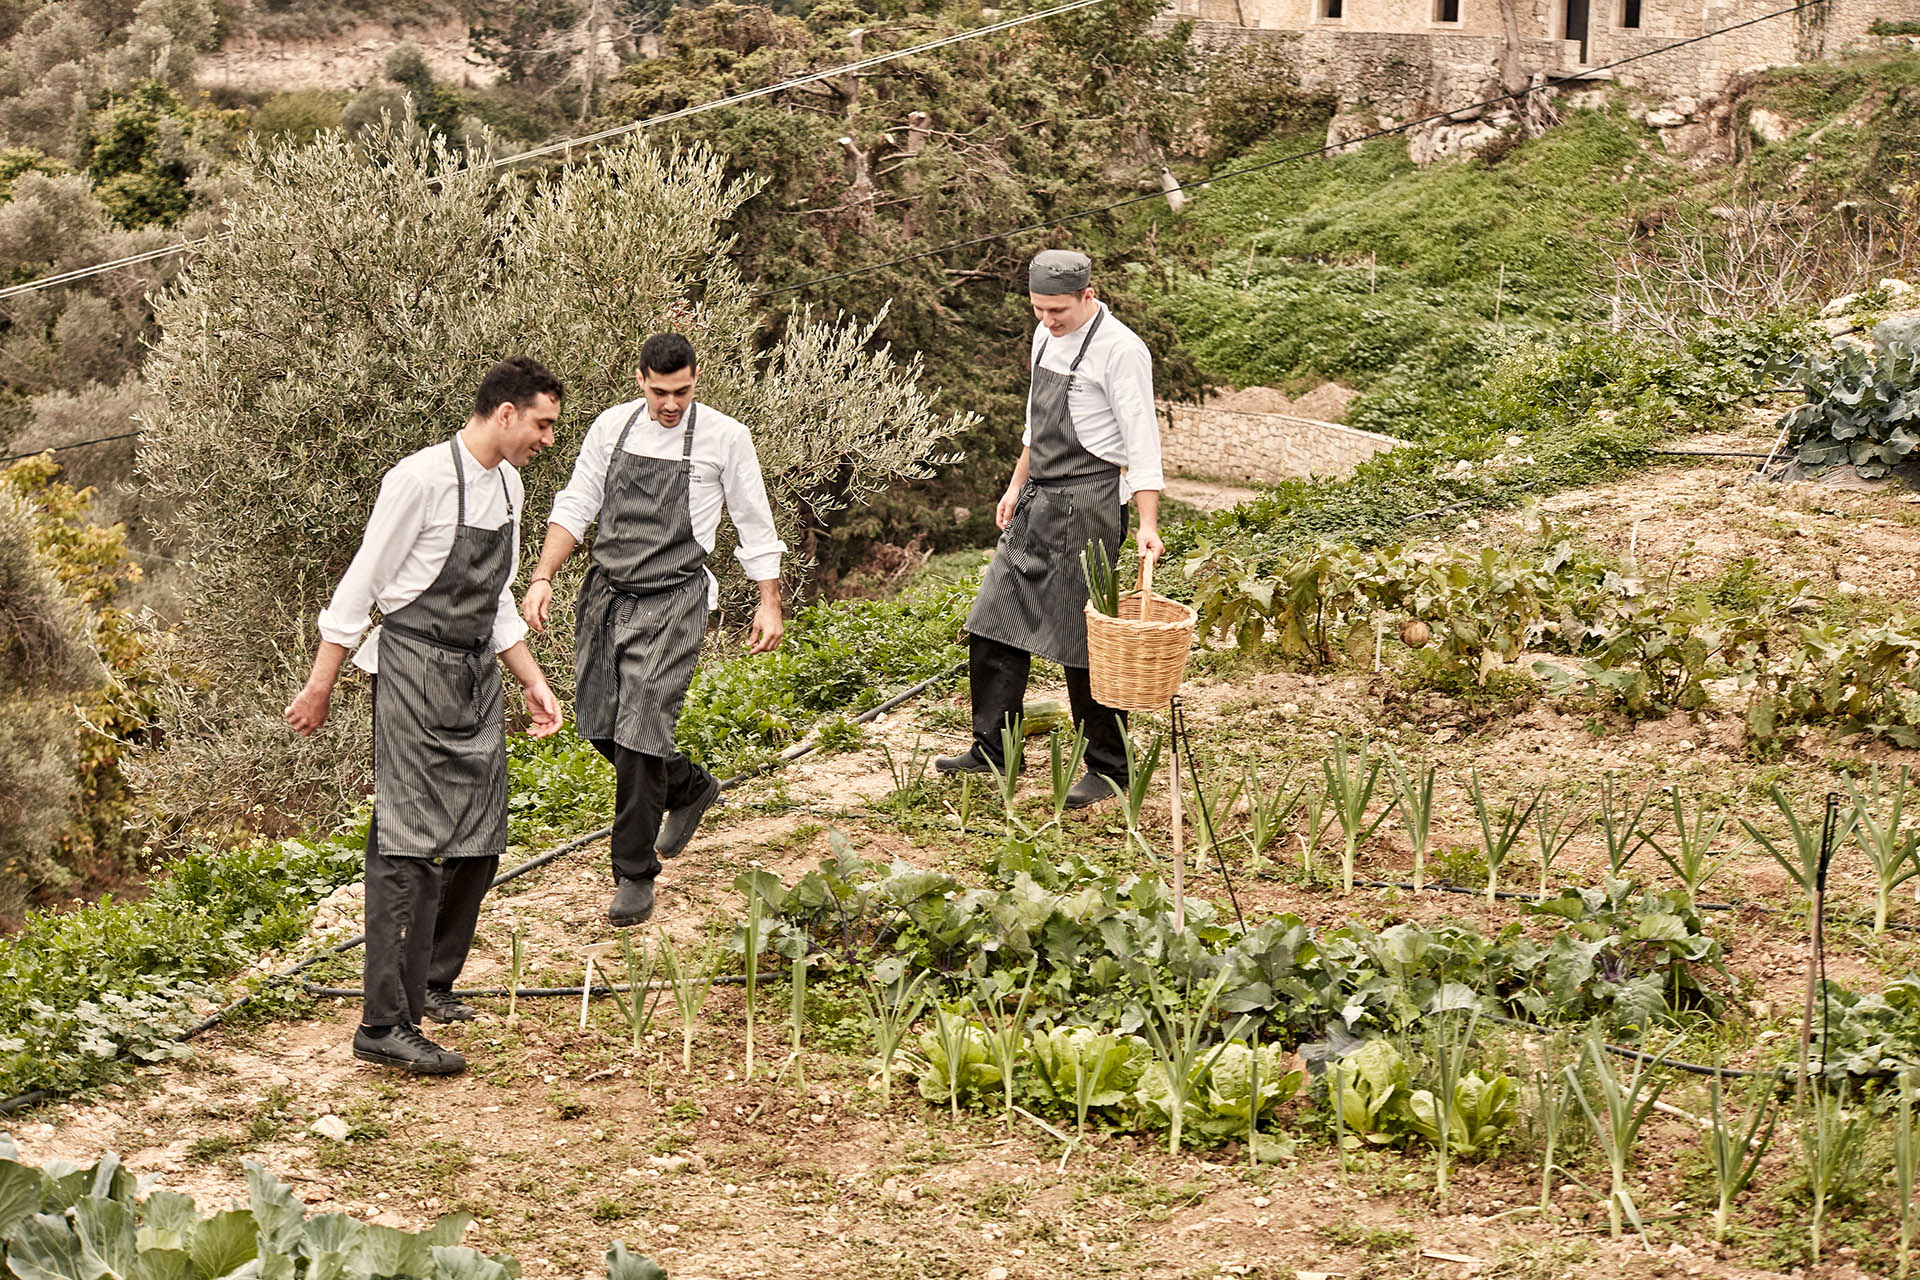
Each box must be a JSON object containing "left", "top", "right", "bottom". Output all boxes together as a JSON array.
[
  {"left": 506, "top": 929, "right": 524, "bottom": 1022},
  {"left": 1106, "top": 727, "right": 1166, "bottom": 856},
  {"left": 1599, "top": 775, "right": 1663, "bottom": 878},
  {"left": 1047, "top": 727, "right": 1091, "bottom": 828},
  {"left": 604, "top": 933, "right": 664, "bottom": 1054},
  {"left": 1471, "top": 771, "right": 1540, "bottom": 903},
  {"left": 879, "top": 737, "right": 934, "bottom": 820},
  {"left": 1139, "top": 966, "right": 1242, "bottom": 1156},
  {"left": 1324, "top": 735, "right": 1389, "bottom": 894},
  {"left": 1565, "top": 1023, "right": 1665, "bottom": 1242},
  {"left": 741, "top": 891, "right": 765, "bottom": 1078},
  {"left": 1898, "top": 1077, "right": 1918, "bottom": 1278},
  {"left": 789, "top": 952, "right": 810, "bottom": 1059},
  {"left": 1847, "top": 764, "right": 1920, "bottom": 933},
  {"left": 1532, "top": 794, "right": 1588, "bottom": 903},
  {"left": 659, "top": 933, "right": 719, "bottom": 1072},
  {"left": 1299, "top": 781, "right": 1332, "bottom": 879},
  {"left": 1244, "top": 762, "right": 1305, "bottom": 866},
  {"left": 1742, "top": 783, "right": 1857, "bottom": 897},
  {"left": 971, "top": 963, "right": 1039, "bottom": 1122},
  {"left": 1798, "top": 1084, "right": 1865, "bottom": 1266},
  {"left": 1651, "top": 787, "right": 1728, "bottom": 904},
  {"left": 1385, "top": 749, "right": 1438, "bottom": 892},
  {"left": 1702, "top": 1066, "right": 1775, "bottom": 1244},
  {"left": 928, "top": 1005, "right": 979, "bottom": 1121},
  {"left": 1082, "top": 539, "right": 1121, "bottom": 616},
  {"left": 858, "top": 966, "right": 930, "bottom": 1106},
  {"left": 1417, "top": 1009, "right": 1477, "bottom": 1200},
  {"left": 991, "top": 716, "right": 1028, "bottom": 835},
  {"left": 1532, "top": 1034, "right": 1575, "bottom": 1214}
]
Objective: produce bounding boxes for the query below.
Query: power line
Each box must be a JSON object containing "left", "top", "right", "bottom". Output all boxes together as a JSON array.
[
  {"left": 750, "top": 0, "right": 1827, "bottom": 299},
  {"left": 0, "top": 0, "right": 1111, "bottom": 304},
  {"left": 0, "top": 430, "right": 140, "bottom": 466}
]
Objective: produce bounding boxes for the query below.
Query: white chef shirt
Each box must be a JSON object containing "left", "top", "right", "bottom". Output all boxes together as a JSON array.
[
  {"left": 547, "top": 398, "right": 787, "bottom": 609},
  {"left": 317, "top": 435, "right": 527, "bottom": 676},
  {"left": 1021, "top": 302, "right": 1165, "bottom": 502}
]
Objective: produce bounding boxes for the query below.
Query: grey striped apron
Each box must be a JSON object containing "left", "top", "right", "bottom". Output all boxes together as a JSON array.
[
  {"left": 966, "top": 312, "right": 1126, "bottom": 668},
  {"left": 573, "top": 404, "right": 709, "bottom": 757},
  {"left": 370, "top": 438, "right": 514, "bottom": 858}
]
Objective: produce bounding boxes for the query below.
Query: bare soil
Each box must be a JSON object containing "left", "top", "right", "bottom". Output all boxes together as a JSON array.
[{"left": 14, "top": 451, "right": 1920, "bottom": 1279}]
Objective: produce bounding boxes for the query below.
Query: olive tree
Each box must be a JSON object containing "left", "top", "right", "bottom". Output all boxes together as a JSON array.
[{"left": 140, "top": 125, "right": 970, "bottom": 827}]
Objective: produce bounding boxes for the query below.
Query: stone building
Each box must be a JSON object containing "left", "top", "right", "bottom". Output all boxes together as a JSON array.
[{"left": 1167, "top": 0, "right": 1910, "bottom": 155}]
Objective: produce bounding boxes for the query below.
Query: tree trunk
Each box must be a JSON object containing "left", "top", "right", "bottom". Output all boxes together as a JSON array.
[{"left": 1497, "top": 0, "right": 1529, "bottom": 97}]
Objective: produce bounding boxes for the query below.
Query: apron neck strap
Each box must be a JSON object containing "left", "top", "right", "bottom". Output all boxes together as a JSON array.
[
  {"left": 613, "top": 402, "right": 647, "bottom": 455},
  {"left": 449, "top": 437, "right": 466, "bottom": 528},
  {"left": 1032, "top": 305, "right": 1107, "bottom": 374},
  {"left": 681, "top": 402, "right": 698, "bottom": 467}
]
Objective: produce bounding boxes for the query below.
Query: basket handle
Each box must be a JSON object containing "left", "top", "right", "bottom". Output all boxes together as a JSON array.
[{"left": 1137, "top": 550, "right": 1157, "bottom": 622}]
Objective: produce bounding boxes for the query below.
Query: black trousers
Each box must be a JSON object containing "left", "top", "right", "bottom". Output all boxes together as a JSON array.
[
  {"left": 591, "top": 739, "right": 714, "bottom": 883},
  {"left": 362, "top": 843, "right": 497, "bottom": 1029},
  {"left": 968, "top": 633, "right": 1129, "bottom": 782}
]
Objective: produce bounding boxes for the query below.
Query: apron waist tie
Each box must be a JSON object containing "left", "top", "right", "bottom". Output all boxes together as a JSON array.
[
  {"left": 381, "top": 621, "right": 496, "bottom": 723},
  {"left": 1030, "top": 465, "right": 1122, "bottom": 490}
]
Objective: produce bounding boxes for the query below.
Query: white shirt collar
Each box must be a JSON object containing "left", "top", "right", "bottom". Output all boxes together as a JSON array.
[{"left": 455, "top": 431, "right": 500, "bottom": 474}]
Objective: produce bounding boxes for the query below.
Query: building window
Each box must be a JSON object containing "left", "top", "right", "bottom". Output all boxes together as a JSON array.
[
  {"left": 1434, "top": 0, "right": 1461, "bottom": 19},
  {"left": 1620, "top": 0, "right": 1641, "bottom": 26},
  {"left": 1323, "top": 0, "right": 1343, "bottom": 18}
]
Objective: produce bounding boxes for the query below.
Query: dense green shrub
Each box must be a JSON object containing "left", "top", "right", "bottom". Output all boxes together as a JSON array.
[{"left": 1783, "top": 315, "right": 1920, "bottom": 477}]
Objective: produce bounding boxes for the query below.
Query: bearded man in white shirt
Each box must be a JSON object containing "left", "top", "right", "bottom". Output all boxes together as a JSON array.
[
  {"left": 523, "top": 333, "right": 787, "bottom": 929},
  {"left": 936, "top": 249, "right": 1166, "bottom": 808},
  {"left": 288, "top": 355, "right": 566, "bottom": 1075}
]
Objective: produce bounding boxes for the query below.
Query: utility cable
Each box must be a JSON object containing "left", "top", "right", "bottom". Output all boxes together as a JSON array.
[
  {"left": 0, "top": 0, "right": 1110, "bottom": 303},
  {"left": 748, "top": 0, "right": 1829, "bottom": 300},
  {"left": 0, "top": 431, "right": 141, "bottom": 466}
]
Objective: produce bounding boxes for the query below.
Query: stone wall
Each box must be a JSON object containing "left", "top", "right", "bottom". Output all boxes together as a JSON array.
[{"left": 1159, "top": 403, "right": 1399, "bottom": 482}]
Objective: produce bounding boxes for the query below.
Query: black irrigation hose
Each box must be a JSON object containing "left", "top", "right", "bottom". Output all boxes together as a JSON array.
[
  {"left": 1479, "top": 1012, "right": 1787, "bottom": 1081},
  {"left": 303, "top": 977, "right": 748, "bottom": 999},
  {"left": 1355, "top": 877, "right": 1920, "bottom": 934},
  {"left": 0, "top": 661, "right": 963, "bottom": 1116}
]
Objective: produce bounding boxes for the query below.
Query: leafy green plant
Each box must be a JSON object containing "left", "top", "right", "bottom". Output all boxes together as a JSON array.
[
  {"left": 1136, "top": 967, "right": 1244, "bottom": 1155},
  {"left": 918, "top": 1008, "right": 999, "bottom": 1120},
  {"left": 1651, "top": 788, "right": 1729, "bottom": 904},
  {"left": 878, "top": 736, "right": 935, "bottom": 821},
  {"left": 1783, "top": 316, "right": 1920, "bottom": 478},
  {"left": 1083, "top": 539, "right": 1121, "bottom": 617},
  {"left": 1702, "top": 1067, "right": 1776, "bottom": 1244},
  {"left": 858, "top": 960, "right": 931, "bottom": 1107},
  {"left": 1199, "top": 1037, "right": 1301, "bottom": 1158},
  {"left": 659, "top": 932, "right": 719, "bottom": 1073},
  {"left": 1385, "top": 749, "right": 1439, "bottom": 892},
  {"left": 1565, "top": 1022, "right": 1666, "bottom": 1242},
  {"left": 1848, "top": 765, "right": 1920, "bottom": 934},
  {"left": 1471, "top": 771, "right": 1541, "bottom": 903},
  {"left": 1798, "top": 1084, "right": 1866, "bottom": 1266},
  {"left": 1324, "top": 735, "right": 1389, "bottom": 894},
  {"left": 1027, "top": 1026, "right": 1150, "bottom": 1137},
  {"left": 1404, "top": 1011, "right": 1513, "bottom": 1198},
  {"left": 1328, "top": 1038, "right": 1412, "bottom": 1147}
]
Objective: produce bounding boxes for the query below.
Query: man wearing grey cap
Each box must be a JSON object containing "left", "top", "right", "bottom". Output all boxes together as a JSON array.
[{"left": 936, "top": 249, "right": 1164, "bottom": 807}]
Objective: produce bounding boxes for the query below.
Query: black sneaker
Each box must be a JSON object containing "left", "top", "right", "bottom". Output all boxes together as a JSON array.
[
  {"left": 657, "top": 773, "right": 722, "bottom": 858},
  {"left": 610, "top": 876, "right": 656, "bottom": 928},
  {"left": 1064, "top": 772, "right": 1121, "bottom": 810},
  {"left": 933, "top": 748, "right": 996, "bottom": 776},
  {"left": 422, "top": 988, "right": 478, "bottom": 1023},
  {"left": 352, "top": 1024, "right": 466, "bottom": 1075}
]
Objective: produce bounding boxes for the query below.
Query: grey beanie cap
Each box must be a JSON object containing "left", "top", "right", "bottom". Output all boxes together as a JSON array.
[{"left": 1028, "top": 249, "right": 1092, "bottom": 294}]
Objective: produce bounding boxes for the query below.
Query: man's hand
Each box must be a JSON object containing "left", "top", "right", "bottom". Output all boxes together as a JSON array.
[
  {"left": 1138, "top": 523, "right": 1166, "bottom": 563},
  {"left": 285, "top": 680, "right": 333, "bottom": 736},
  {"left": 747, "top": 598, "right": 784, "bottom": 654},
  {"left": 996, "top": 484, "right": 1022, "bottom": 530},
  {"left": 523, "top": 680, "right": 563, "bottom": 738},
  {"left": 522, "top": 578, "right": 554, "bottom": 634}
]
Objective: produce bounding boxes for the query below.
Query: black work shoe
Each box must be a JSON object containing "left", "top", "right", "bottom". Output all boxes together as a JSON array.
[
  {"left": 657, "top": 773, "right": 722, "bottom": 859},
  {"left": 1064, "top": 772, "right": 1120, "bottom": 810},
  {"left": 610, "top": 876, "right": 656, "bottom": 928},
  {"left": 422, "top": 988, "right": 478, "bottom": 1023},
  {"left": 352, "top": 1024, "right": 466, "bottom": 1075},
  {"left": 933, "top": 748, "right": 996, "bottom": 776}
]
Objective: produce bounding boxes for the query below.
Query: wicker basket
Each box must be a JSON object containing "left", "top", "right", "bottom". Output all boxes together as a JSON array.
[{"left": 1085, "top": 555, "right": 1196, "bottom": 711}]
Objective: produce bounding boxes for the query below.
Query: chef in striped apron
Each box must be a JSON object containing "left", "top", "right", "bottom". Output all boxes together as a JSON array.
[
  {"left": 288, "top": 356, "right": 566, "bottom": 1075},
  {"left": 936, "top": 250, "right": 1165, "bottom": 807},
  {"left": 523, "top": 333, "right": 786, "bottom": 929}
]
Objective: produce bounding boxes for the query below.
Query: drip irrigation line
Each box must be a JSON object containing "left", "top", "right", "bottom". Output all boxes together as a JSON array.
[
  {"left": 1648, "top": 450, "right": 1784, "bottom": 459},
  {"left": 0, "top": 0, "right": 1110, "bottom": 303},
  {"left": 1479, "top": 1012, "right": 1786, "bottom": 1081},
  {"left": 1172, "top": 696, "right": 1245, "bottom": 931},
  {"left": 1355, "top": 876, "right": 1920, "bottom": 934},
  {"left": 0, "top": 431, "right": 141, "bottom": 465},
  {"left": 0, "top": 660, "right": 961, "bottom": 1116},
  {"left": 748, "top": 0, "right": 1827, "bottom": 301},
  {"left": 302, "top": 976, "right": 748, "bottom": 1000}
]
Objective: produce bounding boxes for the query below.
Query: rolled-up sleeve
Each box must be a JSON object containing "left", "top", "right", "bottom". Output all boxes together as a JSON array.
[
  {"left": 548, "top": 408, "right": 617, "bottom": 540},
  {"left": 724, "top": 428, "right": 787, "bottom": 582},
  {"left": 1109, "top": 341, "right": 1163, "bottom": 495},
  {"left": 317, "top": 469, "right": 428, "bottom": 650}
]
